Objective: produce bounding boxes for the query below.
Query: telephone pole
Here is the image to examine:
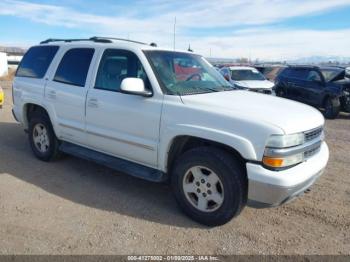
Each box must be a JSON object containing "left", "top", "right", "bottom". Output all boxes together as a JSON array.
[{"left": 173, "top": 17, "right": 176, "bottom": 50}]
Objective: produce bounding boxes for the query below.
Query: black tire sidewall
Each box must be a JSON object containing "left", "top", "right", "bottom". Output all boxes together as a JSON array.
[
  {"left": 324, "top": 97, "right": 340, "bottom": 119},
  {"left": 171, "top": 147, "right": 245, "bottom": 226},
  {"left": 275, "top": 87, "right": 285, "bottom": 97},
  {"left": 28, "top": 114, "right": 59, "bottom": 161}
]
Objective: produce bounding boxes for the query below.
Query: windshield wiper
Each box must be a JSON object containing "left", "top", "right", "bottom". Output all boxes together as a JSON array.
[{"left": 220, "top": 85, "right": 237, "bottom": 91}]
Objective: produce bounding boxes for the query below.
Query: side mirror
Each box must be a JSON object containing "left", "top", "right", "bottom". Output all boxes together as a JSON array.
[
  {"left": 120, "top": 78, "right": 152, "bottom": 97},
  {"left": 224, "top": 74, "right": 230, "bottom": 81}
]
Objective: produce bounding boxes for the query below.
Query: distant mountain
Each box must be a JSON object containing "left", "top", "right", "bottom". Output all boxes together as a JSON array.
[
  {"left": 208, "top": 56, "right": 350, "bottom": 66},
  {"left": 286, "top": 56, "right": 350, "bottom": 65}
]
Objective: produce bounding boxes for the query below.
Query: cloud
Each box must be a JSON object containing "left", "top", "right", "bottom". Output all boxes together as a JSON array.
[
  {"left": 1, "top": 0, "right": 350, "bottom": 59},
  {"left": 184, "top": 28, "right": 350, "bottom": 60}
]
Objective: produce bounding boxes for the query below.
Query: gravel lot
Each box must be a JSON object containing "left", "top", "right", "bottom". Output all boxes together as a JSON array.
[{"left": 0, "top": 80, "right": 349, "bottom": 255}]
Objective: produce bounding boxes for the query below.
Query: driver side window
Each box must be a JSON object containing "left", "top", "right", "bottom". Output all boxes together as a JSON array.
[
  {"left": 307, "top": 70, "right": 322, "bottom": 82},
  {"left": 95, "top": 49, "right": 150, "bottom": 92}
]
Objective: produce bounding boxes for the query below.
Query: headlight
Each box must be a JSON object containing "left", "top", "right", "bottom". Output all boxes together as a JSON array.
[
  {"left": 266, "top": 133, "right": 304, "bottom": 148},
  {"left": 263, "top": 153, "right": 304, "bottom": 169},
  {"left": 264, "top": 132, "right": 305, "bottom": 169}
]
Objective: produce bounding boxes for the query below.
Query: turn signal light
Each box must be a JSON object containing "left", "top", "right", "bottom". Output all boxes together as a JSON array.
[{"left": 262, "top": 157, "right": 284, "bottom": 168}]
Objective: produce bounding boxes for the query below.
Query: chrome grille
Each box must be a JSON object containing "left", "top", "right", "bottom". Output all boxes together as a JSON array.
[
  {"left": 304, "top": 127, "right": 323, "bottom": 142},
  {"left": 304, "top": 143, "right": 321, "bottom": 159}
]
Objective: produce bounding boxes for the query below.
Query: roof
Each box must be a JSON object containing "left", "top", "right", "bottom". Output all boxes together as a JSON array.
[
  {"left": 38, "top": 37, "right": 194, "bottom": 54},
  {"left": 287, "top": 65, "right": 345, "bottom": 71}
]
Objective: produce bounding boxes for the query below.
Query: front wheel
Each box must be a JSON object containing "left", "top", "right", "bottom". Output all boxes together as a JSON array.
[
  {"left": 324, "top": 97, "right": 340, "bottom": 119},
  {"left": 171, "top": 147, "right": 247, "bottom": 226}
]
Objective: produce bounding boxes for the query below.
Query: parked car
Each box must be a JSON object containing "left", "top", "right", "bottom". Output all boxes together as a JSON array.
[
  {"left": 255, "top": 65, "right": 286, "bottom": 82},
  {"left": 220, "top": 66, "right": 275, "bottom": 94},
  {"left": 0, "top": 85, "right": 4, "bottom": 109},
  {"left": 13, "top": 37, "right": 329, "bottom": 226},
  {"left": 275, "top": 65, "right": 350, "bottom": 119}
]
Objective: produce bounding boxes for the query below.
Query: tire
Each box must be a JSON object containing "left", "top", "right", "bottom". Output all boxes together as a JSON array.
[
  {"left": 324, "top": 97, "right": 340, "bottom": 119},
  {"left": 171, "top": 147, "right": 247, "bottom": 226},
  {"left": 275, "top": 87, "right": 285, "bottom": 97},
  {"left": 28, "top": 112, "right": 61, "bottom": 161}
]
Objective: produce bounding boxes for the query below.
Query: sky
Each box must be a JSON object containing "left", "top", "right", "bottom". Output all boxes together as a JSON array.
[{"left": 0, "top": 0, "right": 350, "bottom": 60}]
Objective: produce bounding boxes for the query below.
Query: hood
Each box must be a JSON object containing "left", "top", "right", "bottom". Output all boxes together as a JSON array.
[
  {"left": 181, "top": 90, "right": 324, "bottom": 134},
  {"left": 234, "top": 80, "right": 274, "bottom": 89}
]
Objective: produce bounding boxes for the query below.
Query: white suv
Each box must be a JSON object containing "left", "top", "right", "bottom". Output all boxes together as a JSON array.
[{"left": 12, "top": 37, "right": 329, "bottom": 226}]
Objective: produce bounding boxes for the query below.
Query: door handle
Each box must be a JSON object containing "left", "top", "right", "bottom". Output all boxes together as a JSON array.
[
  {"left": 87, "top": 98, "right": 99, "bottom": 108},
  {"left": 47, "top": 90, "right": 57, "bottom": 99}
]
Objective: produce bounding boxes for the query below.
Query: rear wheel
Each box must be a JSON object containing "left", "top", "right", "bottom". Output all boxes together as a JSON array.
[
  {"left": 28, "top": 112, "right": 61, "bottom": 161},
  {"left": 324, "top": 97, "right": 340, "bottom": 119},
  {"left": 171, "top": 147, "right": 247, "bottom": 226}
]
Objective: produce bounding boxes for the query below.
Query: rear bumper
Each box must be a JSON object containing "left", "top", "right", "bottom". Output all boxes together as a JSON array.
[{"left": 247, "top": 142, "right": 329, "bottom": 208}]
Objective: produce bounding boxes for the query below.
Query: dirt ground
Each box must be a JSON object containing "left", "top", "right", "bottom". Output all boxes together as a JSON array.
[{"left": 0, "top": 80, "right": 349, "bottom": 255}]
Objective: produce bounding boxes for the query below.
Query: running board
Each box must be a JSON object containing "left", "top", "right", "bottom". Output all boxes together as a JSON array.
[{"left": 59, "top": 142, "right": 167, "bottom": 183}]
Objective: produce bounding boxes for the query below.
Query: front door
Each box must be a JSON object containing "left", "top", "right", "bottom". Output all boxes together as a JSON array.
[
  {"left": 85, "top": 49, "right": 162, "bottom": 168},
  {"left": 301, "top": 69, "right": 325, "bottom": 105}
]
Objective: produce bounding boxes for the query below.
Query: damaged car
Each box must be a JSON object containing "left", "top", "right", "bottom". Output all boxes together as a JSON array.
[{"left": 275, "top": 65, "right": 350, "bottom": 119}]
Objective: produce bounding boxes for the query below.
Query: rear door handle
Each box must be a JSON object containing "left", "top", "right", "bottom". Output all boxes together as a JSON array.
[
  {"left": 87, "top": 98, "right": 99, "bottom": 108},
  {"left": 47, "top": 90, "right": 56, "bottom": 99}
]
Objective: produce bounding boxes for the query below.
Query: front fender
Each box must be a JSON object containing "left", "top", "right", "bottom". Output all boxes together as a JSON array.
[{"left": 158, "top": 124, "right": 257, "bottom": 172}]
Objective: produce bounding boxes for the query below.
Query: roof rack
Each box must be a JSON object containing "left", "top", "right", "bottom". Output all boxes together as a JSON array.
[
  {"left": 90, "top": 36, "right": 146, "bottom": 45},
  {"left": 40, "top": 38, "right": 112, "bottom": 44},
  {"left": 91, "top": 37, "right": 158, "bottom": 47},
  {"left": 40, "top": 37, "right": 157, "bottom": 47}
]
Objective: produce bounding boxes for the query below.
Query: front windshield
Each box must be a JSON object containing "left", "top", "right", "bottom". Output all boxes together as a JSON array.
[
  {"left": 320, "top": 68, "right": 344, "bottom": 82},
  {"left": 145, "top": 51, "right": 234, "bottom": 95},
  {"left": 231, "top": 69, "right": 266, "bottom": 81}
]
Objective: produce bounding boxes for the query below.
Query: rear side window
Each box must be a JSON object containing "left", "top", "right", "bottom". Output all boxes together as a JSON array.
[
  {"left": 16, "top": 46, "right": 59, "bottom": 78},
  {"left": 282, "top": 68, "right": 308, "bottom": 80},
  {"left": 54, "top": 48, "right": 94, "bottom": 87}
]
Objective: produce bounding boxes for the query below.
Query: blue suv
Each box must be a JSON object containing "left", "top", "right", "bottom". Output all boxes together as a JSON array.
[{"left": 275, "top": 66, "right": 350, "bottom": 119}]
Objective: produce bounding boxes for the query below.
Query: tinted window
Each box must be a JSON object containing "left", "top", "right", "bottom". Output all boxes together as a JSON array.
[
  {"left": 280, "top": 68, "right": 292, "bottom": 77},
  {"left": 54, "top": 48, "right": 94, "bottom": 87},
  {"left": 306, "top": 70, "right": 322, "bottom": 82},
  {"left": 284, "top": 68, "right": 308, "bottom": 80},
  {"left": 95, "top": 49, "right": 150, "bottom": 92},
  {"left": 16, "top": 46, "right": 59, "bottom": 78}
]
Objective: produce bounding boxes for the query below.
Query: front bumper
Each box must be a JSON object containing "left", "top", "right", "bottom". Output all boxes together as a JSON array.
[{"left": 247, "top": 142, "right": 329, "bottom": 208}]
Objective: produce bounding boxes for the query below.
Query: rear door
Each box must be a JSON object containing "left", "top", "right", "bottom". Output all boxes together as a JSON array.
[
  {"left": 285, "top": 68, "right": 308, "bottom": 101},
  {"left": 85, "top": 49, "right": 162, "bottom": 168},
  {"left": 45, "top": 47, "right": 95, "bottom": 145}
]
